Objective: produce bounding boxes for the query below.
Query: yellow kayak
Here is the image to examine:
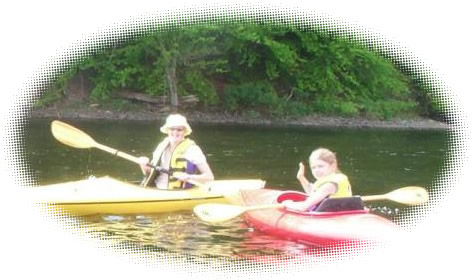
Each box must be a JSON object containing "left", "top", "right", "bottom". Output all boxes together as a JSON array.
[{"left": 29, "top": 176, "right": 265, "bottom": 216}]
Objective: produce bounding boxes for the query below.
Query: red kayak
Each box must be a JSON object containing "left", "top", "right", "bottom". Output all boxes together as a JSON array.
[{"left": 237, "top": 189, "right": 400, "bottom": 247}]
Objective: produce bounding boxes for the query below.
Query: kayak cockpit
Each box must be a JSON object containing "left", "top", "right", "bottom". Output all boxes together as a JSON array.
[{"left": 276, "top": 191, "right": 368, "bottom": 216}]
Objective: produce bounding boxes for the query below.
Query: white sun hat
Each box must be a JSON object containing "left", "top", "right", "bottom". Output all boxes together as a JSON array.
[{"left": 160, "top": 114, "right": 192, "bottom": 136}]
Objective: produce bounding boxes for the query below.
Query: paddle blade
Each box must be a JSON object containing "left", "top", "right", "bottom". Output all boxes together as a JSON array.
[
  {"left": 193, "top": 203, "right": 246, "bottom": 223},
  {"left": 386, "top": 186, "right": 429, "bottom": 205},
  {"left": 51, "top": 120, "right": 97, "bottom": 149}
]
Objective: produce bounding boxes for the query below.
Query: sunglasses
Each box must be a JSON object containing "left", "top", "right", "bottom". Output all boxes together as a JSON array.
[{"left": 169, "top": 127, "right": 185, "bottom": 132}]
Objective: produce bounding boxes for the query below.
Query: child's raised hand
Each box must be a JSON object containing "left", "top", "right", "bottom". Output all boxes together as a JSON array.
[{"left": 296, "top": 162, "right": 305, "bottom": 180}]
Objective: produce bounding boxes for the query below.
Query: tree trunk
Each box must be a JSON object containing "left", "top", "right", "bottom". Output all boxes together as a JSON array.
[{"left": 166, "top": 57, "right": 178, "bottom": 107}]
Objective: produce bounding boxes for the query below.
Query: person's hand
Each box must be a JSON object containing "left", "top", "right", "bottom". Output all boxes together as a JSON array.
[
  {"left": 282, "top": 200, "right": 307, "bottom": 211},
  {"left": 172, "top": 172, "right": 190, "bottom": 182},
  {"left": 281, "top": 200, "right": 294, "bottom": 207},
  {"left": 296, "top": 162, "right": 305, "bottom": 180},
  {"left": 137, "top": 156, "right": 150, "bottom": 167}
]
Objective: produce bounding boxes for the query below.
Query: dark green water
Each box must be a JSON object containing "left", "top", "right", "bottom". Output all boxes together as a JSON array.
[{"left": 24, "top": 118, "right": 448, "bottom": 260}]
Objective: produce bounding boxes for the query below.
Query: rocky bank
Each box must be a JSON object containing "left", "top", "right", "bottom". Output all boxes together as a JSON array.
[{"left": 30, "top": 105, "right": 451, "bottom": 130}]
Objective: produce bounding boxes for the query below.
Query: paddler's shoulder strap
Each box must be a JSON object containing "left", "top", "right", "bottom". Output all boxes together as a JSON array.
[
  {"left": 151, "top": 137, "right": 170, "bottom": 165},
  {"left": 141, "top": 168, "right": 157, "bottom": 187},
  {"left": 141, "top": 138, "right": 170, "bottom": 187}
]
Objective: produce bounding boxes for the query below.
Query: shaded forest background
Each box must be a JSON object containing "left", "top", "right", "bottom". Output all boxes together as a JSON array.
[{"left": 37, "top": 23, "right": 445, "bottom": 121}]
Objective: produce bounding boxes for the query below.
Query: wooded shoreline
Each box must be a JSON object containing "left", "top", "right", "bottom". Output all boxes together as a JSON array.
[{"left": 41, "top": 23, "right": 445, "bottom": 123}]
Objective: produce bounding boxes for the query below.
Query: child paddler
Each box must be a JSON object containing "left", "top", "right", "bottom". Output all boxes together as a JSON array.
[{"left": 283, "top": 148, "right": 353, "bottom": 211}]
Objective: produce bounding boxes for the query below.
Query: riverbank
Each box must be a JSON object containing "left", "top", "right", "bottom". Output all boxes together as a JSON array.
[{"left": 30, "top": 105, "right": 450, "bottom": 130}]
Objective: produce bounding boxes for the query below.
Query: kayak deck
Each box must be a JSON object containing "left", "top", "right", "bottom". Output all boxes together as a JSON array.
[{"left": 29, "top": 176, "right": 265, "bottom": 216}]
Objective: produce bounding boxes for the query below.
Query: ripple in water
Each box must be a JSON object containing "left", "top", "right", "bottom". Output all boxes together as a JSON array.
[{"left": 83, "top": 211, "right": 318, "bottom": 262}]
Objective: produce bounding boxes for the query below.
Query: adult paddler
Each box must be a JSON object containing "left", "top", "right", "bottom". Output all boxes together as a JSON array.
[{"left": 138, "top": 114, "right": 214, "bottom": 189}]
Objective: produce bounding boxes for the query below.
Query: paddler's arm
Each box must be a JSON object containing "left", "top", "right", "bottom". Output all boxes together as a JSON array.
[{"left": 283, "top": 183, "right": 337, "bottom": 211}]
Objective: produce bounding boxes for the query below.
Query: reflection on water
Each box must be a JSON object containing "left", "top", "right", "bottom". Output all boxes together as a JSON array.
[
  {"left": 80, "top": 204, "right": 410, "bottom": 263},
  {"left": 84, "top": 211, "right": 317, "bottom": 261},
  {"left": 80, "top": 210, "right": 402, "bottom": 265},
  {"left": 25, "top": 119, "right": 448, "bottom": 261}
]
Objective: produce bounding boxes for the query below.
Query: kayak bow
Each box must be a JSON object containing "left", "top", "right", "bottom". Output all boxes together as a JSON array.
[{"left": 29, "top": 176, "right": 265, "bottom": 216}]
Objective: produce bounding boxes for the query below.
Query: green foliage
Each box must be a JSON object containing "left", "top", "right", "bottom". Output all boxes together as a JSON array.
[
  {"left": 361, "top": 99, "right": 418, "bottom": 120},
  {"left": 310, "top": 96, "right": 363, "bottom": 117},
  {"left": 338, "top": 101, "right": 360, "bottom": 117},
  {"left": 223, "top": 81, "right": 279, "bottom": 112},
  {"left": 181, "top": 70, "right": 218, "bottom": 105},
  {"left": 37, "top": 66, "right": 79, "bottom": 107},
  {"left": 271, "top": 100, "right": 311, "bottom": 118},
  {"left": 38, "top": 22, "right": 437, "bottom": 120}
]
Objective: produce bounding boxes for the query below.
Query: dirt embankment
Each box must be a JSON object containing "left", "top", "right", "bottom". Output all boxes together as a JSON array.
[{"left": 30, "top": 104, "right": 451, "bottom": 130}]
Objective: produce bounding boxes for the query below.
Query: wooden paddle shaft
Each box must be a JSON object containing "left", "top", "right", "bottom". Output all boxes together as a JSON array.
[
  {"left": 95, "top": 143, "right": 142, "bottom": 164},
  {"left": 95, "top": 142, "right": 170, "bottom": 174},
  {"left": 361, "top": 194, "right": 387, "bottom": 202}
]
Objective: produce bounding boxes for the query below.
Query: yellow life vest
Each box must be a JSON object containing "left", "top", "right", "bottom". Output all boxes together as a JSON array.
[
  {"left": 142, "top": 138, "right": 197, "bottom": 189},
  {"left": 164, "top": 138, "right": 196, "bottom": 189},
  {"left": 312, "top": 173, "right": 352, "bottom": 198}
]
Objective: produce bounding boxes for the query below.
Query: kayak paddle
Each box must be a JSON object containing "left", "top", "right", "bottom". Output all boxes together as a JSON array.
[
  {"left": 193, "top": 203, "right": 284, "bottom": 223},
  {"left": 193, "top": 186, "right": 429, "bottom": 223},
  {"left": 50, "top": 120, "right": 205, "bottom": 188},
  {"left": 51, "top": 120, "right": 143, "bottom": 164},
  {"left": 361, "top": 186, "right": 429, "bottom": 205}
]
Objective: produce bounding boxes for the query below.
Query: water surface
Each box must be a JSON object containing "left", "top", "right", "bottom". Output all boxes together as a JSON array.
[{"left": 24, "top": 118, "right": 448, "bottom": 261}]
